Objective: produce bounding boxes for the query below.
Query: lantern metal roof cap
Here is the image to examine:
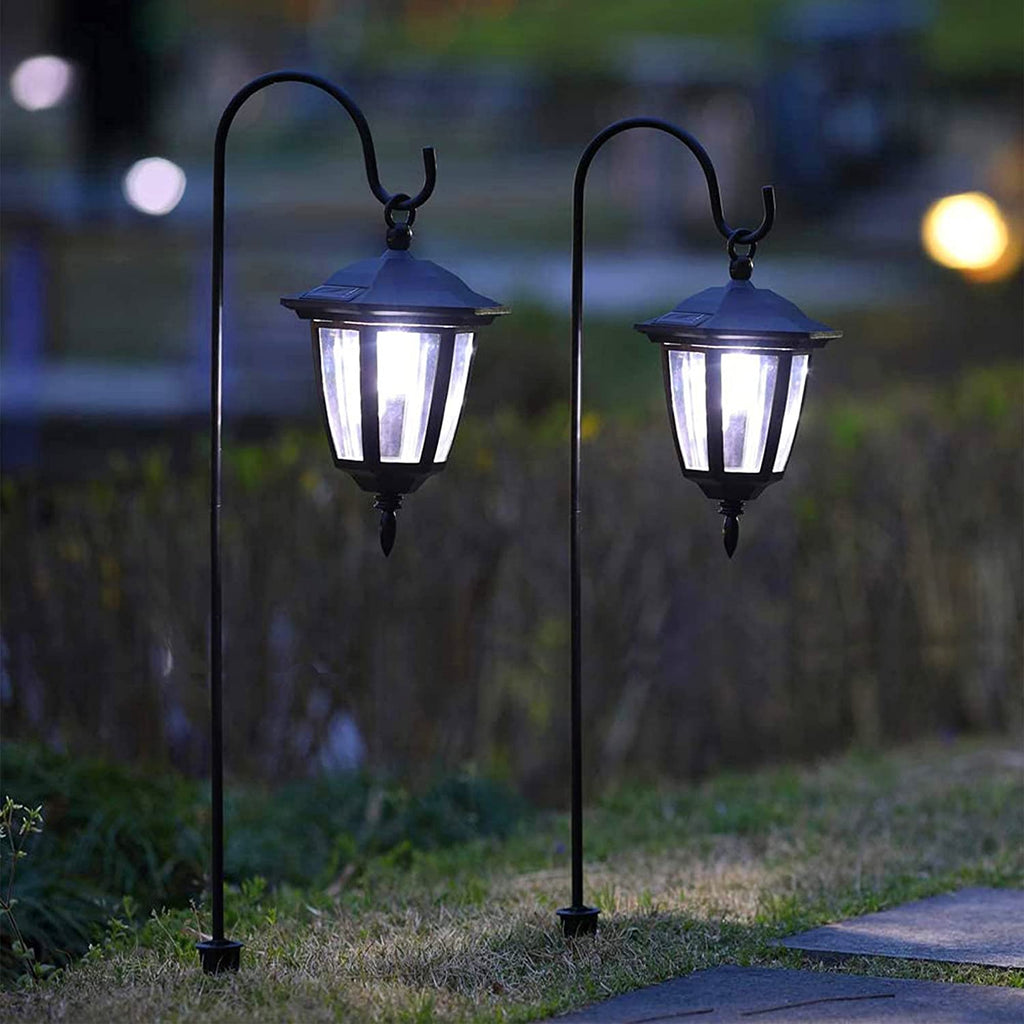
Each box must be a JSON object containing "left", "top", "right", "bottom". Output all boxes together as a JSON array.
[
  {"left": 281, "top": 248, "right": 509, "bottom": 326},
  {"left": 635, "top": 277, "right": 841, "bottom": 348}
]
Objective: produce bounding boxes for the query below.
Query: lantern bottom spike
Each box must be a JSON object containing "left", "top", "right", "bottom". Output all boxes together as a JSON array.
[
  {"left": 374, "top": 493, "right": 403, "bottom": 557},
  {"left": 719, "top": 499, "right": 744, "bottom": 558}
]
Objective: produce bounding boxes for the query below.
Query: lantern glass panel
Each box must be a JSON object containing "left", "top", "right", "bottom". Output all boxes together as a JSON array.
[
  {"left": 377, "top": 329, "right": 440, "bottom": 463},
  {"left": 772, "top": 353, "right": 809, "bottom": 472},
  {"left": 319, "top": 327, "right": 363, "bottom": 461},
  {"left": 434, "top": 331, "right": 475, "bottom": 463},
  {"left": 721, "top": 352, "right": 778, "bottom": 473},
  {"left": 668, "top": 349, "right": 709, "bottom": 471}
]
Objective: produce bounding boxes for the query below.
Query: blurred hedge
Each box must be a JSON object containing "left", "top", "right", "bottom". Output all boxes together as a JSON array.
[
  {"left": 360, "top": 0, "right": 1024, "bottom": 78},
  {"left": 2, "top": 365, "right": 1021, "bottom": 798}
]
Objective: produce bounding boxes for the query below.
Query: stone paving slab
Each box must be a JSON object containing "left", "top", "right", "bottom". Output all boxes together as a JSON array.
[
  {"left": 779, "top": 888, "right": 1024, "bottom": 968},
  {"left": 543, "top": 966, "right": 1024, "bottom": 1023}
]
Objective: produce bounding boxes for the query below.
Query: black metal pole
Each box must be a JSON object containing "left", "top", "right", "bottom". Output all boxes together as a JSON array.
[
  {"left": 556, "top": 118, "right": 775, "bottom": 938},
  {"left": 196, "top": 84, "right": 243, "bottom": 976},
  {"left": 197, "top": 71, "right": 436, "bottom": 975}
]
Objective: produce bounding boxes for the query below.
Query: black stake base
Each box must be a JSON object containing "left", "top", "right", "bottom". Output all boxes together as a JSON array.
[
  {"left": 197, "top": 939, "right": 244, "bottom": 974},
  {"left": 557, "top": 906, "right": 600, "bottom": 937}
]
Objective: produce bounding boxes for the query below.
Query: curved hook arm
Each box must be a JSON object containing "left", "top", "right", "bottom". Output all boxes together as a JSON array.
[
  {"left": 205, "top": 71, "right": 435, "bottom": 955},
  {"left": 561, "top": 117, "right": 775, "bottom": 927},
  {"left": 574, "top": 116, "right": 774, "bottom": 253},
  {"left": 213, "top": 70, "right": 436, "bottom": 213}
]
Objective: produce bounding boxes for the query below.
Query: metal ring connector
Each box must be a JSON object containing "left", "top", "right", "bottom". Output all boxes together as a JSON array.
[
  {"left": 727, "top": 229, "right": 757, "bottom": 280},
  {"left": 384, "top": 193, "right": 416, "bottom": 227},
  {"left": 727, "top": 228, "right": 757, "bottom": 261}
]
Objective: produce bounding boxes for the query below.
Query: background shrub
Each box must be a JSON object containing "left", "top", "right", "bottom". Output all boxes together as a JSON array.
[{"left": 2, "top": 367, "right": 1021, "bottom": 798}]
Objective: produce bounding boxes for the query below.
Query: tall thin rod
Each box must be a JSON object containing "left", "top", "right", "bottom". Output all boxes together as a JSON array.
[
  {"left": 204, "top": 70, "right": 434, "bottom": 972},
  {"left": 560, "top": 117, "right": 775, "bottom": 937}
]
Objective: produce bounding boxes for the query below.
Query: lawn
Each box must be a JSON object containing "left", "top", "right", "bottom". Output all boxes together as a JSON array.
[{"left": 2, "top": 739, "right": 1021, "bottom": 1022}]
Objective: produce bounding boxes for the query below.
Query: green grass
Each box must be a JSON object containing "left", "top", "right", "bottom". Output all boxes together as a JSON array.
[
  {"left": 2, "top": 739, "right": 1021, "bottom": 1020},
  {"left": 0, "top": 743, "right": 527, "bottom": 979}
]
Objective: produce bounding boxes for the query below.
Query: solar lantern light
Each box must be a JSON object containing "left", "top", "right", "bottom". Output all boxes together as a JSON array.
[
  {"left": 281, "top": 218, "right": 505, "bottom": 555},
  {"left": 557, "top": 117, "right": 840, "bottom": 939},
  {"left": 199, "top": 70, "right": 506, "bottom": 974},
  {"left": 636, "top": 250, "right": 840, "bottom": 556}
]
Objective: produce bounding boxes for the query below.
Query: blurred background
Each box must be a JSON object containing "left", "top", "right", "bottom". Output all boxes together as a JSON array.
[{"left": 2, "top": 0, "right": 1022, "bottom": 800}]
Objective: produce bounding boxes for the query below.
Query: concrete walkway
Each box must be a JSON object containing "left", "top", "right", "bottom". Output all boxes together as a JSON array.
[
  {"left": 780, "top": 888, "right": 1024, "bottom": 969},
  {"left": 544, "top": 890, "right": 1024, "bottom": 1023},
  {"left": 544, "top": 965, "right": 1024, "bottom": 1023}
]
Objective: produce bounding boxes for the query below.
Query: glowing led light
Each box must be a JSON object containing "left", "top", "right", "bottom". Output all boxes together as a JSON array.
[
  {"left": 319, "top": 328, "right": 363, "bottom": 461},
  {"left": 10, "top": 55, "right": 73, "bottom": 111},
  {"left": 377, "top": 331, "right": 424, "bottom": 404},
  {"left": 721, "top": 352, "right": 776, "bottom": 472},
  {"left": 668, "top": 350, "right": 709, "bottom": 471},
  {"left": 720, "top": 352, "right": 763, "bottom": 424},
  {"left": 921, "top": 192, "right": 1009, "bottom": 271},
  {"left": 377, "top": 330, "right": 438, "bottom": 463},
  {"left": 122, "top": 157, "right": 187, "bottom": 216}
]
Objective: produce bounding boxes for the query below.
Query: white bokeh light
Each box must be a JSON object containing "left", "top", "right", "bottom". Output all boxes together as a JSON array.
[
  {"left": 122, "top": 157, "right": 187, "bottom": 216},
  {"left": 10, "top": 55, "right": 73, "bottom": 111}
]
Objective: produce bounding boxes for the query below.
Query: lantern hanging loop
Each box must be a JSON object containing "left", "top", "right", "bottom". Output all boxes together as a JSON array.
[
  {"left": 384, "top": 193, "right": 416, "bottom": 249},
  {"left": 727, "top": 229, "right": 757, "bottom": 280},
  {"left": 384, "top": 193, "right": 417, "bottom": 227},
  {"left": 727, "top": 228, "right": 758, "bottom": 261}
]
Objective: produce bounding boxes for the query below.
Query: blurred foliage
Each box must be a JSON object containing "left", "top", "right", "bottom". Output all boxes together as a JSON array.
[
  {"left": 368, "top": 0, "right": 769, "bottom": 67},
  {"left": 226, "top": 772, "right": 525, "bottom": 886},
  {"left": 928, "top": 0, "right": 1024, "bottom": 77},
  {"left": 0, "top": 742, "right": 525, "bottom": 980},
  {"left": 360, "top": 0, "right": 1023, "bottom": 78},
  {"left": 0, "top": 743, "right": 204, "bottom": 982},
  {"left": 2, "top": 364, "right": 1021, "bottom": 805}
]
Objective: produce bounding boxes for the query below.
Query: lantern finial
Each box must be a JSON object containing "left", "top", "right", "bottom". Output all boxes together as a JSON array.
[
  {"left": 720, "top": 499, "right": 743, "bottom": 558},
  {"left": 374, "top": 493, "right": 402, "bottom": 556}
]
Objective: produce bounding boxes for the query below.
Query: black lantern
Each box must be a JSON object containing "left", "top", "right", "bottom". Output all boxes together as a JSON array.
[
  {"left": 636, "top": 273, "right": 840, "bottom": 555},
  {"left": 282, "top": 245, "right": 507, "bottom": 554}
]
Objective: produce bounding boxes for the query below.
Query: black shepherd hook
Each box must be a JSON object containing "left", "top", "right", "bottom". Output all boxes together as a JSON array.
[
  {"left": 201, "top": 70, "right": 435, "bottom": 975},
  {"left": 558, "top": 117, "right": 775, "bottom": 939}
]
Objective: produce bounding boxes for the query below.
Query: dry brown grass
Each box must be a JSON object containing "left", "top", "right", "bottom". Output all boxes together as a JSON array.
[{"left": 2, "top": 740, "right": 1021, "bottom": 1022}]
